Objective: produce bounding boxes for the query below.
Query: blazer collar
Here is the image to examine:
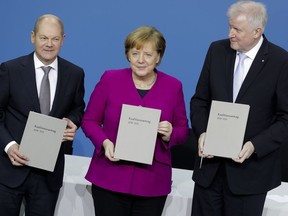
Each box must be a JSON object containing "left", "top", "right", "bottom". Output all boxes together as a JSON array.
[
  {"left": 235, "top": 36, "right": 269, "bottom": 102},
  {"left": 50, "top": 56, "right": 69, "bottom": 116},
  {"left": 20, "top": 53, "right": 41, "bottom": 112},
  {"left": 225, "top": 45, "right": 237, "bottom": 102}
]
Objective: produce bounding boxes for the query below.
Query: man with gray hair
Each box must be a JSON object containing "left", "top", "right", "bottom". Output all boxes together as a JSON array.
[{"left": 190, "top": 1, "right": 288, "bottom": 215}]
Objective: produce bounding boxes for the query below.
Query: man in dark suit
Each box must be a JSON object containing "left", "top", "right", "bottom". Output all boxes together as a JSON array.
[
  {"left": 190, "top": 1, "right": 288, "bottom": 216},
  {"left": 0, "top": 14, "right": 85, "bottom": 216}
]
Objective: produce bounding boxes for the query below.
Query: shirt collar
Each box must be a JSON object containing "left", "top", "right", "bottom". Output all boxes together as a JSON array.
[{"left": 238, "top": 36, "right": 264, "bottom": 60}]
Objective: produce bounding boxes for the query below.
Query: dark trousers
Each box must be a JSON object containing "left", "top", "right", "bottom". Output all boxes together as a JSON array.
[
  {"left": 63, "top": 141, "right": 73, "bottom": 155},
  {"left": 191, "top": 164, "right": 267, "bottom": 216},
  {"left": 0, "top": 169, "right": 60, "bottom": 216},
  {"left": 92, "top": 184, "right": 167, "bottom": 216}
]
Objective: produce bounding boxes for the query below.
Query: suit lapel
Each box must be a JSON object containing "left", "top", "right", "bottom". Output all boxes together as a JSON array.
[
  {"left": 226, "top": 49, "right": 237, "bottom": 102},
  {"left": 50, "top": 57, "right": 68, "bottom": 116},
  {"left": 236, "top": 38, "right": 269, "bottom": 102},
  {"left": 20, "top": 53, "right": 41, "bottom": 112}
]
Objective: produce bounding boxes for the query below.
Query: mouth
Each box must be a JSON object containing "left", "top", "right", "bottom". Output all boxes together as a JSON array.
[
  {"left": 43, "top": 49, "right": 54, "bottom": 53},
  {"left": 230, "top": 38, "right": 238, "bottom": 43}
]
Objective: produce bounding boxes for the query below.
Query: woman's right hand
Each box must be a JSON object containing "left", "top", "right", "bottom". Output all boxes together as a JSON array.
[{"left": 103, "top": 139, "right": 120, "bottom": 162}]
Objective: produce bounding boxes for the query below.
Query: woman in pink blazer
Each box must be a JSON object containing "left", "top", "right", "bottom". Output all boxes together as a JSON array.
[{"left": 81, "top": 26, "right": 189, "bottom": 216}]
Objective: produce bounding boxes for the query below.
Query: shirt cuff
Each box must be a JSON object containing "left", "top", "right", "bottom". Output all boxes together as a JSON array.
[{"left": 4, "top": 141, "right": 17, "bottom": 153}]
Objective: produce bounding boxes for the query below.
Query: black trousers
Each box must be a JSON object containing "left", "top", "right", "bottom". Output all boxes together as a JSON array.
[
  {"left": 63, "top": 141, "right": 73, "bottom": 155},
  {"left": 0, "top": 169, "right": 60, "bottom": 216},
  {"left": 92, "top": 184, "right": 167, "bottom": 216},
  {"left": 191, "top": 164, "right": 267, "bottom": 216}
]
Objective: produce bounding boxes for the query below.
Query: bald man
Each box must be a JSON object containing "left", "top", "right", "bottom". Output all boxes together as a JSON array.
[{"left": 0, "top": 14, "right": 85, "bottom": 216}]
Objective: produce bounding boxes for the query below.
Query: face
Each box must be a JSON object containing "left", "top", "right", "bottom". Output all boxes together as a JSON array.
[
  {"left": 31, "top": 17, "right": 65, "bottom": 65},
  {"left": 228, "top": 14, "right": 261, "bottom": 52},
  {"left": 128, "top": 42, "right": 160, "bottom": 78}
]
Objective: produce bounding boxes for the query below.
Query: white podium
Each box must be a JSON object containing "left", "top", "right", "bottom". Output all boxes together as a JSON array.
[{"left": 20, "top": 155, "right": 288, "bottom": 216}]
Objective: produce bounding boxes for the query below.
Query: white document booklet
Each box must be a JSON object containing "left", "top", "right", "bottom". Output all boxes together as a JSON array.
[
  {"left": 203, "top": 100, "right": 250, "bottom": 158},
  {"left": 19, "top": 111, "right": 67, "bottom": 172},
  {"left": 114, "top": 104, "right": 161, "bottom": 165}
]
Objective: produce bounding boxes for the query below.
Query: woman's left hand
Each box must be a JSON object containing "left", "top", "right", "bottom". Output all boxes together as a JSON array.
[{"left": 158, "top": 121, "right": 173, "bottom": 142}]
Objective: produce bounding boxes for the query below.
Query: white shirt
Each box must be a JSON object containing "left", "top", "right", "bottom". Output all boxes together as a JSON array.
[{"left": 235, "top": 36, "right": 264, "bottom": 80}]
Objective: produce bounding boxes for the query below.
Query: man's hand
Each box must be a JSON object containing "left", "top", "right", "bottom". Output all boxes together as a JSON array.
[
  {"left": 7, "top": 143, "right": 29, "bottom": 166},
  {"left": 198, "top": 132, "right": 214, "bottom": 158},
  {"left": 62, "top": 118, "right": 77, "bottom": 141},
  {"left": 233, "top": 141, "right": 255, "bottom": 163}
]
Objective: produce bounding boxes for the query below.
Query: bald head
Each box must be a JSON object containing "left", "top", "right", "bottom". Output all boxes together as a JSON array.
[
  {"left": 33, "top": 14, "right": 65, "bottom": 36},
  {"left": 31, "top": 14, "right": 65, "bottom": 65}
]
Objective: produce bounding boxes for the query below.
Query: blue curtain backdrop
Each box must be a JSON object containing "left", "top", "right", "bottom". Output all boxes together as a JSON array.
[{"left": 1, "top": 0, "right": 288, "bottom": 157}]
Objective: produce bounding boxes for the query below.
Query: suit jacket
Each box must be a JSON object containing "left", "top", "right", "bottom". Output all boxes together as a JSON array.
[
  {"left": 190, "top": 36, "right": 288, "bottom": 195},
  {"left": 82, "top": 68, "right": 189, "bottom": 197},
  {"left": 0, "top": 52, "right": 85, "bottom": 191}
]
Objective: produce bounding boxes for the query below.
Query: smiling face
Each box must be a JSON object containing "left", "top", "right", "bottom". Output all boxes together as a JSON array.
[
  {"left": 31, "top": 16, "right": 65, "bottom": 65},
  {"left": 228, "top": 14, "right": 262, "bottom": 52},
  {"left": 128, "top": 42, "right": 160, "bottom": 78}
]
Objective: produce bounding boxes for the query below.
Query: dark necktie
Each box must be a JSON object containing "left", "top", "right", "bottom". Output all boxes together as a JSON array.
[
  {"left": 39, "top": 66, "right": 52, "bottom": 115},
  {"left": 233, "top": 53, "right": 247, "bottom": 102}
]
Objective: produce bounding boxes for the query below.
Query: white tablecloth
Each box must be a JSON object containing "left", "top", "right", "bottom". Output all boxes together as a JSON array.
[
  {"left": 55, "top": 155, "right": 194, "bottom": 216},
  {"left": 21, "top": 155, "right": 288, "bottom": 216}
]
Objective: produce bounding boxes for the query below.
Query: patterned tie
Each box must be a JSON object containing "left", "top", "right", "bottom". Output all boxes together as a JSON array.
[
  {"left": 233, "top": 53, "right": 247, "bottom": 102},
  {"left": 39, "top": 66, "right": 52, "bottom": 115}
]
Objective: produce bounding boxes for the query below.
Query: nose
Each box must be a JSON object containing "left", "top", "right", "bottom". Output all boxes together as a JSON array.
[
  {"left": 228, "top": 28, "right": 235, "bottom": 38},
  {"left": 137, "top": 53, "right": 144, "bottom": 63},
  {"left": 46, "top": 39, "right": 53, "bottom": 47}
]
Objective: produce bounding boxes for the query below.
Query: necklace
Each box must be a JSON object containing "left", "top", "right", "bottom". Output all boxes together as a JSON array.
[{"left": 133, "top": 72, "right": 157, "bottom": 89}]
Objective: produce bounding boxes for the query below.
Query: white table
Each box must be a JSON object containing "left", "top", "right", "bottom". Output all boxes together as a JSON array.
[
  {"left": 264, "top": 183, "right": 288, "bottom": 215},
  {"left": 21, "top": 155, "right": 288, "bottom": 215},
  {"left": 55, "top": 155, "right": 194, "bottom": 216}
]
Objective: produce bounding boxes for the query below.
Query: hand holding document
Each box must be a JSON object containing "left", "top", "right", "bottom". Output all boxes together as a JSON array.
[
  {"left": 114, "top": 104, "right": 161, "bottom": 165},
  {"left": 19, "top": 111, "right": 67, "bottom": 172},
  {"left": 203, "top": 100, "right": 250, "bottom": 159}
]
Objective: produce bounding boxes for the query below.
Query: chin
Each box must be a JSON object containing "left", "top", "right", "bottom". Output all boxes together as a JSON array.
[
  {"left": 134, "top": 69, "right": 147, "bottom": 75},
  {"left": 42, "top": 54, "right": 56, "bottom": 61},
  {"left": 230, "top": 44, "right": 239, "bottom": 51}
]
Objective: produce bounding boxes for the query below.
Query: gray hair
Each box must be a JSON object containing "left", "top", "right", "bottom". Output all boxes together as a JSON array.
[{"left": 227, "top": 1, "right": 267, "bottom": 32}]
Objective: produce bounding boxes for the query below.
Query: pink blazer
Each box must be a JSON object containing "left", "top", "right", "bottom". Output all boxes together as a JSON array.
[{"left": 82, "top": 68, "right": 189, "bottom": 196}]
